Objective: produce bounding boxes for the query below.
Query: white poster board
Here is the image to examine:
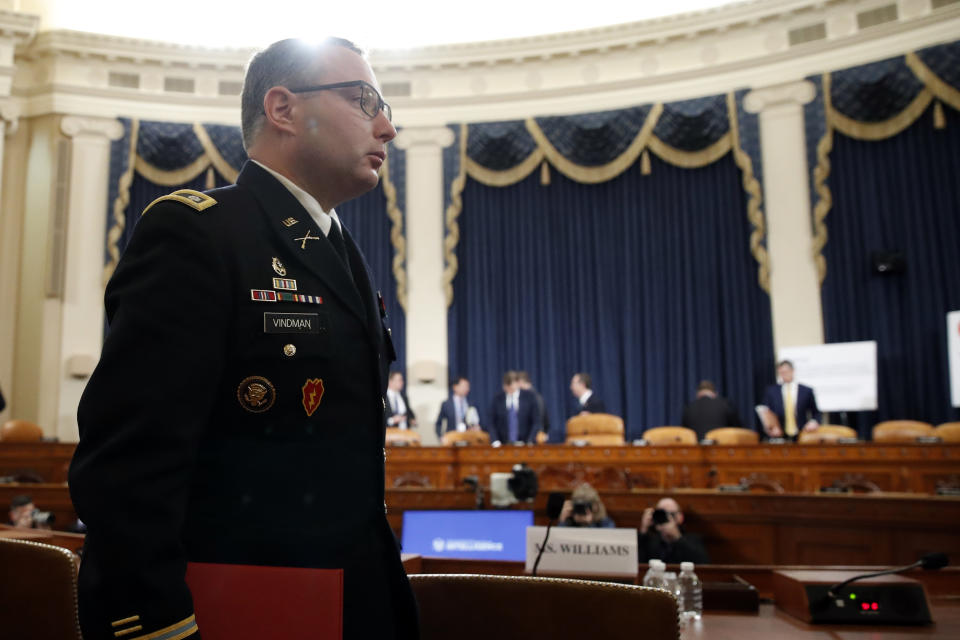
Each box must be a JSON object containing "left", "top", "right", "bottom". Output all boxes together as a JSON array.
[
  {"left": 778, "top": 341, "right": 877, "bottom": 412},
  {"left": 525, "top": 526, "right": 638, "bottom": 578},
  {"left": 949, "top": 311, "right": 960, "bottom": 408}
]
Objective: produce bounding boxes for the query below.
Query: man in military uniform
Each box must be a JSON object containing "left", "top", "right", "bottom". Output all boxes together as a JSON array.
[{"left": 69, "top": 38, "right": 418, "bottom": 639}]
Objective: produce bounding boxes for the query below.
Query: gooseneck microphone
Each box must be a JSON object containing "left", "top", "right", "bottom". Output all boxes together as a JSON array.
[
  {"left": 826, "top": 552, "right": 948, "bottom": 600},
  {"left": 531, "top": 493, "right": 566, "bottom": 577}
]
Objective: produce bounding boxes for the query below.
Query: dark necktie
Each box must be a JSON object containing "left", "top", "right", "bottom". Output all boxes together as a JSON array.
[{"left": 327, "top": 221, "right": 353, "bottom": 279}]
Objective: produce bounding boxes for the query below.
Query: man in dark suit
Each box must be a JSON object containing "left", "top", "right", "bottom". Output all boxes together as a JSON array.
[
  {"left": 68, "top": 38, "right": 418, "bottom": 640},
  {"left": 517, "top": 371, "right": 548, "bottom": 441},
  {"left": 570, "top": 372, "right": 606, "bottom": 414},
  {"left": 435, "top": 376, "right": 473, "bottom": 439},
  {"left": 489, "top": 371, "right": 541, "bottom": 444},
  {"left": 385, "top": 371, "right": 416, "bottom": 430},
  {"left": 760, "top": 360, "right": 821, "bottom": 441},
  {"left": 681, "top": 380, "right": 741, "bottom": 439}
]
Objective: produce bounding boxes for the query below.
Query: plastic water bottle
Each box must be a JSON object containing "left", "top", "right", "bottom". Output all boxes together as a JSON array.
[
  {"left": 678, "top": 561, "right": 703, "bottom": 621},
  {"left": 642, "top": 559, "right": 665, "bottom": 588}
]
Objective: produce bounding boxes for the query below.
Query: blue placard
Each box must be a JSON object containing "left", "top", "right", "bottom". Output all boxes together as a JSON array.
[{"left": 401, "top": 510, "right": 533, "bottom": 561}]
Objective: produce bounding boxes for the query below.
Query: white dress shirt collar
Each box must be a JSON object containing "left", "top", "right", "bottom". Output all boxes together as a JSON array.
[
  {"left": 579, "top": 389, "right": 593, "bottom": 406},
  {"left": 252, "top": 159, "right": 341, "bottom": 237}
]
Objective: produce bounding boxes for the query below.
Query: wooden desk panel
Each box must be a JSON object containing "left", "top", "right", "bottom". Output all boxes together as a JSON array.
[
  {"left": 4, "top": 442, "right": 960, "bottom": 494},
  {"left": 0, "top": 442, "right": 75, "bottom": 483}
]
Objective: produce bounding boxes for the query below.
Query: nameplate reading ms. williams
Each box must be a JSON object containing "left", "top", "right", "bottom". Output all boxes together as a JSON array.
[
  {"left": 263, "top": 312, "right": 321, "bottom": 334},
  {"left": 525, "top": 526, "right": 638, "bottom": 578}
]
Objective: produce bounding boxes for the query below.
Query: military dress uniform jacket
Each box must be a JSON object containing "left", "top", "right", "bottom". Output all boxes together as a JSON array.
[{"left": 69, "top": 161, "right": 419, "bottom": 640}]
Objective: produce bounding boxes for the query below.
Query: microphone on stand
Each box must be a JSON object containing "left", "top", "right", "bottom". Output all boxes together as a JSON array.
[
  {"left": 531, "top": 492, "right": 566, "bottom": 577},
  {"left": 826, "top": 552, "right": 948, "bottom": 600}
]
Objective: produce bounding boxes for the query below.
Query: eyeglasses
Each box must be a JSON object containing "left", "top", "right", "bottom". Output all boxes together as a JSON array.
[{"left": 288, "top": 80, "right": 392, "bottom": 123}]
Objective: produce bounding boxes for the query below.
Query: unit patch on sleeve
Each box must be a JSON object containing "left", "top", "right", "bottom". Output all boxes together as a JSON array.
[
  {"left": 263, "top": 312, "right": 320, "bottom": 334},
  {"left": 302, "top": 378, "right": 325, "bottom": 417}
]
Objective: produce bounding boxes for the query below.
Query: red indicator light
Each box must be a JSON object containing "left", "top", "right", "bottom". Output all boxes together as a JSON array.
[
  {"left": 871, "top": 603, "right": 878, "bottom": 611},
  {"left": 861, "top": 603, "right": 869, "bottom": 611}
]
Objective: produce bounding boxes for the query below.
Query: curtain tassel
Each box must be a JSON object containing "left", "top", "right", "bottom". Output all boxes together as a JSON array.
[
  {"left": 641, "top": 149, "right": 651, "bottom": 176},
  {"left": 205, "top": 165, "right": 216, "bottom": 190},
  {"left": 933, "top": 100, "right": 946, "bottom": 130},
  {"left": 540, "top": 160, "right": 551, "bottom": 186}
]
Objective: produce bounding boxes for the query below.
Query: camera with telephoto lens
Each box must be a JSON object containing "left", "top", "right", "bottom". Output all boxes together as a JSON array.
[
  {"left": 652, "top": 508, "right": 670, "bottom": 525},
  {"left": 572, "top": 500, "right": 593, "bottom": 516},
  {"left": 31, "top": 510, "right": 55, "bottom": 526}
]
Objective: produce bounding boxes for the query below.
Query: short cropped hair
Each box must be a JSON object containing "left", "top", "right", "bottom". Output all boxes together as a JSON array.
[
  {"left": 502, "top": 371, "right": 518, "bottom": 386},
  {"left": 10, "top": 494, "right": 32, "bottom": 509},
  {"left": 241, "top": 37, "right": 363, "bottom": 150},
  {"left": 451, "top": 376, "right": 469, "bottom": 388},
  {"left": 575, "top": 372, "right": 592, "bottom": 389},
  {"left": 697, "top": 380, "right": 716, "bottom": 393},
  {"left": 777, "top": 360, "right": 794, "bottom": 369},
  {"left": 516, "top": 371, "right": 531, "bottom": 383},
  {"left": 389, "top": 371, "right": 403, "bottom": 381}
]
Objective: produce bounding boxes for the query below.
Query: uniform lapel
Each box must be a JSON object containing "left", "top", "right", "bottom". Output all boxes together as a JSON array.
[
  {"left": 341, "top": 224, "right": 383, "bottom": 350},
  {"left": 237, "top": 162, "right": 367, "bottom": 325}
]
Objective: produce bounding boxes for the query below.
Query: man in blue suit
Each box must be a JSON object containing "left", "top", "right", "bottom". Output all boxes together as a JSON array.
[
  {"left": 435, "top": 376, "right": 473, "bottom": 439},
  {"left": 760, "top": 360, "right": 821, "bottom": 440},
  {"left": 489, "top": 371, "right": 541, "bottom": 444}
]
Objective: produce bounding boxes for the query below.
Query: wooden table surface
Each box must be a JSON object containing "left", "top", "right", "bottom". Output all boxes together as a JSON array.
[{"left": 681, "top": 600, "right": 960, "bottom": 639}]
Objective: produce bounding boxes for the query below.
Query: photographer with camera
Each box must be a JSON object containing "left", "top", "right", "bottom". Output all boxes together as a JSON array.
[
  {"left": 557, "top": 483, "right": 615, "bottom": 528},
  {"left": 7, "top": 494, "right": 54, "bottom": 530},
  {"left": 639, "top": 497, "right": 709, "bottom": 564}
]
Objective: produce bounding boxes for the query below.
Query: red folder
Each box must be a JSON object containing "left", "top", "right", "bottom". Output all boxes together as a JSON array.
[{"left": 185, "top": 562, "right": 343, "bottom": 640}]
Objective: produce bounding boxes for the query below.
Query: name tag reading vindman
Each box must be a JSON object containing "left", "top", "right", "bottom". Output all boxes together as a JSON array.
[
  {"left": 263, "top": 312, "right": 321, "bottom": 334},
  {"left": 525, "top": 526, "right": 638, "bottom": 578}
]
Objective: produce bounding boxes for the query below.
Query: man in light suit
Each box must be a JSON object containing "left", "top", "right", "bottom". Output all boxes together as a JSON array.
[
  {"left": 489, "top": 371, "right": 541, "bottom": 444},
  {"left": 760, "top": 360, "right": 821, "bottom": 441},
  {"left": 436, "top": 376, "right": 473, "bottom": 439}
]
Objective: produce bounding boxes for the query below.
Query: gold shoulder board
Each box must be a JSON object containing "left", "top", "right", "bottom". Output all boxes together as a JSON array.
[{"left": 142, "top": 189, "right": 218, "bottom": 215}]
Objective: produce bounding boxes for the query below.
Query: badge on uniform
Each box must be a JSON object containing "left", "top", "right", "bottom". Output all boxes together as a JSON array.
[
  {"left": 282, "top": 217, "right": 299, "bottom": 227},
  {"left": 251, "top": 290, "right": 323, "bottom": 304},
  {"left": 264, "top": 312, "right": 320, "bottom": 334},
  {"left": 272, "top": 257, "right": 287, "bottom": 277},
  {"left": 237, "top": 376, "right": 276, "bottom": 413},
  {"left": 302, "top": 378, "right": 325, "bottom": 417}
]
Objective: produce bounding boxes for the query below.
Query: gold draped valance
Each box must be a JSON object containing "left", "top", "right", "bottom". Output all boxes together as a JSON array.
[
  {"left": 443, "top": 93, "right": 770, "bottom": 307},
  {"left": 811, "top": 50, "right": 957, "bottom": 285}
]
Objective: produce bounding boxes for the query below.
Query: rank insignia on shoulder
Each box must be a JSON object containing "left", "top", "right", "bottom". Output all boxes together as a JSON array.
[
  {"left": 302, "top": 378, "right": 325, "bottom": 417},
  {"left": 273, "top": 277, "right": 297, "bottom": 291},
  {"left": 272, "top": 257, "right": 287, "bottom": 277},
  {"left": 237, "top": 375, "right": 276, "bottom": 413},
  {"left": 282, "top": 217, "right": 299, "bottom": 227},
  {"left": 142, "top": 189, "right": 217, "bottom": 215}
]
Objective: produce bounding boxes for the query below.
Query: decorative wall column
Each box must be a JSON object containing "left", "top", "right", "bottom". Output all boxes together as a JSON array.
[
  {"left": 745, "top": 81, "right": 823, "bottom": 355},
  {"left": 55, "top": 116, "right": 124, "bottom": 442},
  {"left": 393, "top": 126, "right": 455, "bottom": 444}
]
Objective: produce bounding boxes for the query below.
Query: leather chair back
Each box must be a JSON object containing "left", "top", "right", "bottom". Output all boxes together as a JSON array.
[
  {"left": 872, "top": 420, "right": 934, "bottom": 443},
  {"left": 565, "top": 413, "right": 626, "bottom": 445},
  {"left": 441, "top": 430, "right": 491, "bottom": 446},
  {"left": 0, "top": 419, "right": 44, "bottom": 442},
  {"left": 0, "top": 537, "right": 81, "bottom": 639},
  {"left": 704, "top": 427, "right": 759, "bottom": 445},
  {"left": 643, "top": 426, "right": 697, "bottom": 445},
  {"left": 409, "top": 574, "right": 679, "bottom": 640},
  {"left": 934, "top": 422, "right": 960, "bottom": 443},
  {"left": 385, "top": 427, "right": 422, "bottom": 446},
  {"left": 798, "top": 424, "right": 858, "bottom": 444}
]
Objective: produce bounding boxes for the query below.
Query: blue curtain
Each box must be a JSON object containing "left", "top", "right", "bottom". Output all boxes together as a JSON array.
[
  {"left": 448, "top": 153, "right": 773, "bottom": 441},
  {"left": 821, "top": 103, "right": 960, "bottom": 427}
]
